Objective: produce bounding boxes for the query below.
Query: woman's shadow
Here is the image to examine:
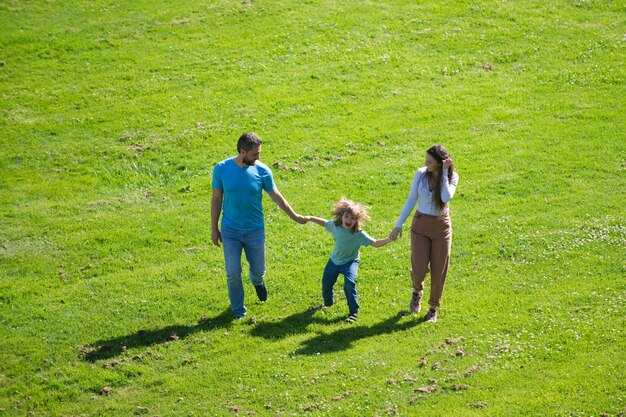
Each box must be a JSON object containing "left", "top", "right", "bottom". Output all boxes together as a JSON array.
[
  {"left": 294, "top": 311, "right": 424, "bottom": 355},
  {"left": 80, "top": 308, "right": 234, "bottom": 362},
  {"left": 249, "top": 307, "right": 424, "bottom": 354}
]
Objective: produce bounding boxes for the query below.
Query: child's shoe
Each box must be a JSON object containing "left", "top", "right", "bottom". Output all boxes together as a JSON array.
[{"left": 346, "top": 313, "right": 358, "bottom": 323}]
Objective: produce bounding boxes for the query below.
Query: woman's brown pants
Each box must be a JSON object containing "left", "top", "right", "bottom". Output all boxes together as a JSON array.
[{"left": 410, "top": 212, "right": 452, "bottom": 309}]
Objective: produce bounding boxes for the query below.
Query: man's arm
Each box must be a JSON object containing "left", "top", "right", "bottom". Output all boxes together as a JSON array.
[
  {"left": 267, "top": 188, "right": 306, "bottom": 224},
  {"left": 211, "top": 187, "right": 223, "bottom": 246}
]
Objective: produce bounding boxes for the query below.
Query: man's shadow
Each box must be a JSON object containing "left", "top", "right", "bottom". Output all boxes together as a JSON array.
[
  {"left": 249, "top": 306, "right": 345, "bottom": 340},
  {"left": 294, "top": 311, "right": 424, "bottom": 355},
  {"left": 80, "top": 308, "right": 234, "bottom": 362}
]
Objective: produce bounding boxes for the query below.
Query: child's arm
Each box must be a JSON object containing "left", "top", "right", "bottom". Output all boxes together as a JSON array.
[
  {"left": 371, "top": 237, "right": 393, "bottom": 248},
  {"left": 305, "top": 216, "right": 328, "bottom": 227}
]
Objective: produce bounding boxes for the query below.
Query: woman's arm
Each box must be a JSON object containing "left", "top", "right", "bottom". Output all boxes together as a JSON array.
[
  {"left": 305, "top": 216, "right": 327, "bottom": 227},
  {"left": 391, "top": 170, "right": 421, "bottom": 239},
  {"left": 441, "top": 170, "right": 459, "bottom": 203}
]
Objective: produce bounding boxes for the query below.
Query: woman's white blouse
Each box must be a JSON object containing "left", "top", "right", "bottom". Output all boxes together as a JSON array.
[{"left": 395, "top": 167, "right": 459, "bottom": 228}]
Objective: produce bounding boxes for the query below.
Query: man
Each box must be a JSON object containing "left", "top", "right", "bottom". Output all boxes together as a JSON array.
[{"left": 211, "top": 132, "right": 306, "bottom": 319}]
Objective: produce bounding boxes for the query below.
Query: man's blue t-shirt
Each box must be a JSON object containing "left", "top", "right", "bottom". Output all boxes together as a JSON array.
[{"left": 212, "top": 157, "right": 276, "bottom": 231}]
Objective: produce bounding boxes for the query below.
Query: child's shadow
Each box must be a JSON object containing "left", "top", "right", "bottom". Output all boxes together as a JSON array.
[
  {"left": 80, "top": 308, "right": 234, "bottom": 362},
  {"left": 294, "top": 311, "right": 423, "bottom": 355},
  {"left": 250, "top": 306, "right": 344, "bottom": 340}
]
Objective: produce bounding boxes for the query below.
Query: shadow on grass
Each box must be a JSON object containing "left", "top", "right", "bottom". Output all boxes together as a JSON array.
[
  {"left": 294, "top": 311, "right": 424, "bottom": 355},
  {"left": 80, "top": 308, "right": 234, "bottom": 362},
  {"left": 249, "top": 305, "right": 346, "bottom": 340}
]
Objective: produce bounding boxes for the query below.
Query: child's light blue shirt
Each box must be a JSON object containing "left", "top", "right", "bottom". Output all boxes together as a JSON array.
[{"left": 325, "top": 220, "right": 375, "bottom": 265}]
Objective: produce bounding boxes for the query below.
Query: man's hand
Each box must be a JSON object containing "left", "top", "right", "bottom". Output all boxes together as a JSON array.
[
  {"left": 212, "top": 229, "right": 221, "bottom": 247},
  {"left": 293, "top": 214, "right": 308, "bottom": 224},
  {"left": 268, "top": 188, "right": 305, "bottom": 224},
  {"left": 211, "top": 187, "right": 223, "bottom": 247}
]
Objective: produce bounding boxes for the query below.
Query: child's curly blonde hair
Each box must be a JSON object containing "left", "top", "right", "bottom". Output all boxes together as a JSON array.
[{"left": 332, "top": 197, "right": 371, "bottom": 232}]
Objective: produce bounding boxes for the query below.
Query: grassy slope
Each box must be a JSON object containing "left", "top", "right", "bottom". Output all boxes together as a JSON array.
[{"left": 1, "top": 0, "right": 624, "bottom": 416}]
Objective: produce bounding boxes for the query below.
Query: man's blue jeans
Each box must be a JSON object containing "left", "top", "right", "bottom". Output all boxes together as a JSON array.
[
  {"left": 221, "top": 227, "right": 266, "bottom": 317},
  {"left": 322, "top": 258, "right": 360, "bottom": 316}
]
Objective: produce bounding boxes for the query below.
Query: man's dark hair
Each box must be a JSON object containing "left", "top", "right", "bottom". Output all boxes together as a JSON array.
[{"left": 237, "top": 132, "right": 263, "bottom": 153}]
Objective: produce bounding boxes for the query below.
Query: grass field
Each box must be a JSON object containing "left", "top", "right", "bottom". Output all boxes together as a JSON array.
[{"left": 1, "top": 0, "right": 625, "bottom": 416}]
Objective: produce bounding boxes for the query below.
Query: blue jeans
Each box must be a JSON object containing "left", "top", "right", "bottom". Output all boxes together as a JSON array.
[
  {"left": 322, "top": 258, "right": 360, "bottom": 315},
  {"left": 221, "top": 227, "right": 266, "bottom": 317}
]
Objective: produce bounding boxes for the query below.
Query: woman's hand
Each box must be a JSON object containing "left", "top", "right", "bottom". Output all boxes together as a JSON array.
[
  {"left": 442, "top": 158, "right": 452, "bottom": 169},
  {"left": 390, "top": 227, "right": 402, "bottom": 241}
]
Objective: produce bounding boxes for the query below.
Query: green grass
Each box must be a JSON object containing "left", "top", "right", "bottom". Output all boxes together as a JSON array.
[{"left": 1, "top": 0, "right": 625, "bottom": 416}]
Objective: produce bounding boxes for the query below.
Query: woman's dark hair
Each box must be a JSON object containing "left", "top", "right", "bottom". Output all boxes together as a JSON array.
[
  {"left": 237, "top": 132, "right": 262, "bottom": 153},
  {"left": 426, "top": 144, "right": 454, "bottom": 212}
]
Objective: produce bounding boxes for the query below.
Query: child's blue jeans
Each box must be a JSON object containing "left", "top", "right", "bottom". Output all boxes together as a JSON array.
[{"left": 322, "top": 258, "right": 360, "bottom": 315}]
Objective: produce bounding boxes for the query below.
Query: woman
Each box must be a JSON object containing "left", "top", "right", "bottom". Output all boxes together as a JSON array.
[{"left": 390, "top": 145, "right": 459, "bottom": 322}]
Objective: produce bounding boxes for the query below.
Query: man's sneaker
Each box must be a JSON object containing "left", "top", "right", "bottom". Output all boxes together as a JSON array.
[
  {"left": 254, "top": 283, "right": 268, "bottom": 302},
  {"left": 234, "top": 314, "right": 245, "bottom": 320},
  {"left": 425, "top": 308, "right": 437, "bottom": 322},
  {"left": 409, "top": 292, "right": 422, "bottom": 313},
  {"left": 346, "top": 313, "right": 358, "bottom": 323}
]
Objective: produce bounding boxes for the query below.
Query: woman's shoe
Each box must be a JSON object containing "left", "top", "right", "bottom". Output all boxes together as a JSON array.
[
  {"left": 409, "top": 292, "right": 421, "bottom": 313},
  {"left": 425, "top": 308, "right": 437, "bottom": 322}
]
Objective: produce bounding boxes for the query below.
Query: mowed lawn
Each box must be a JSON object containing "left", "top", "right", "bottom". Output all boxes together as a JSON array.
[{"left": 1, "top": 1, "right": 624, "bottom": 416}]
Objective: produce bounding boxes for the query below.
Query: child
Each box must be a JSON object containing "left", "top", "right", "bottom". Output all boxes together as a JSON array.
[{"left": 305, "top": 198, "right": 394, "bottom": 322}]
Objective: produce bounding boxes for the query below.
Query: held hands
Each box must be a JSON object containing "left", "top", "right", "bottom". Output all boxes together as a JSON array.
[
  {"left": 389, "top": 227, "right": 402, "bottom": 241},
  {"left": 213, "top": 214, "right": 307, "bottom": 248},
  {"left": 293, "top": 214, "right": 308, "bottom": 224}
]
